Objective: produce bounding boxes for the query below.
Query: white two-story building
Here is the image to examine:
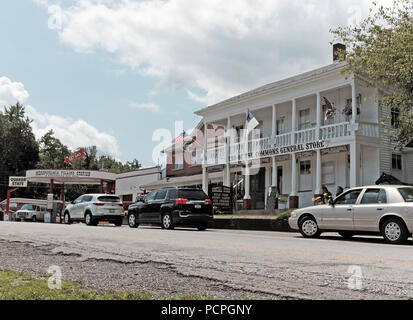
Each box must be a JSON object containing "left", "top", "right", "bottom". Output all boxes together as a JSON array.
[{"left": 195, "top": 46, "right": 413, "bottom": 210}]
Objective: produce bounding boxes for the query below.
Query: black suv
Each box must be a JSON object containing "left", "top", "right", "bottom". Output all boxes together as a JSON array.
[{"left": 127, "top": 187, "right": 213, "bottom": 231}]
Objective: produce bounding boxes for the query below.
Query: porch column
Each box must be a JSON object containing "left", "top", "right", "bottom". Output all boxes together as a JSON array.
[
  {"left": 265, "top": 165, "right": 271, "bottom": 209},
  {"left": 289, "top": 99, "right": 299, "bottom": 209},
  {"left": 315, "top": 149, "right": 322, "bottom": 195},
  {"left": 202, "top": 167, "right": 208, "bottom": 194},
  {"left": 272, "top": 104, "right": 278, "bottom": 188},
  {"left": 316, "top": 92, "right": 321, "bottom": 140},
  {"left": 291, "top": 99, "right": 296, "bottom": 143},
  {"left": 202, "top": 121, "right": 209, "bottom": 194},
  {"left": 272, "top": 157, "right": 277, "bottom": 187},
  {"left": 351, "top": 77, "right": 357, "bottom": 125},
  {"left": 224, "top": 116, "right": 231, "bottom": 187},
  {"left": 349, "top": 141, "right": 360, "bottom": 187},
  {"left": 243, "top": 164, "right": 251, "bottom": 209},
  {"left": 289, "top": 153, "right": 299, "bottom": 209}
]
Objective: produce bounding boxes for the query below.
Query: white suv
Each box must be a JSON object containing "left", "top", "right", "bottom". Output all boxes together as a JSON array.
[{"left": 63, "top": 194, "right": 124, "bottom": 226}]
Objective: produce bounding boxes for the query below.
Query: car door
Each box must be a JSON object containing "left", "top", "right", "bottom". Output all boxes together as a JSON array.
[
  {"left": 78, "top": 195, "right": 92, "bottom": 218},
  {"left": 150, "top": 189, "right": 167, "bottom": 222},
  {"left": 70, "top": 196, "right": 84, "bottom": 219},
  {"left": 353, "top": 188, "right": 388, "bottom": 232},
  {"left": 140, "top": 191, "right": 157, "bottom": 222},
  {"left": 322, "top": 189, "right": 363, "bottom": 230}
]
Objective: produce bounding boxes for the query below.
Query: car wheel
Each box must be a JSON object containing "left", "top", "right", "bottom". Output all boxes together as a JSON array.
[
  {"left": 114, "top": 218, "right": 123, "bottom": 227},
  {"left": 128, "top": 213, "right": 139, "bottom": 228},
  {"left": 299, "top": 216, "right": 321, "bottom": 238},
  {"left": 338, "top": 231, "right": 355, "bottom": 239},
  {"left": 381, "top": 218, "right": 408, "bottom": 244},
  {"left": 32, "top": 216, "right": 37, "bottom": 222},
  {"left": 85, "top": 212, "right": 96, "bottom": 226},
  {"left": 197, "top": 223, "right": 208, "bottom": 231},
  {"left": 161, "top": 213, "right": 174, "bottom": 230},
  {"left": 64, "top": 212, "right": 72, "bottom": 225}
]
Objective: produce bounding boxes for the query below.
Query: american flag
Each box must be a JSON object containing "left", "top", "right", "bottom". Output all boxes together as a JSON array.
[
  {"left": 323, "top": 97, "right": 336, "bottom": 121},
  {"left": 172, "top": 131, "right": 188, "bottom": 143}
]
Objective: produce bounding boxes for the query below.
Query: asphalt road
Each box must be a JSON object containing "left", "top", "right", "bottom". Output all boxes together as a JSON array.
[{"left": 1, "top": 221, "right": 413, "bottom": 299}]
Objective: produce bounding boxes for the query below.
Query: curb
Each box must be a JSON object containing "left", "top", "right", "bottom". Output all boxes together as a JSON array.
[{"left": 123, "top": 216, "right": 293, "bottom": 232}]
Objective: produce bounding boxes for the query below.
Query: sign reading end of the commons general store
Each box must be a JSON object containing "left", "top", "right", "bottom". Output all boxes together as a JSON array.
[{"left": 9, "top": 176, "right": 27, "bottom": 187}]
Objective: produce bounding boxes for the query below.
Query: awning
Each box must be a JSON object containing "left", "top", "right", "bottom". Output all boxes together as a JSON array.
[
  {"left": 141, "top": 172, "right": 224, "bottom": 191},
  {"left": 26, "top": 169, "right": 116, "bottom": 185}
]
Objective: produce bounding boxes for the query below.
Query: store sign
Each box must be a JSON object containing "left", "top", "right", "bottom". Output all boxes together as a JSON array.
[
  {"left": 209, "top": 185, "right": 233, "bottom": 213},
  {"left": 251, "top": 141, "right": 328, "bottom": 159},
  {"left": 32, "top": 170, "right": 93, "bottom": 178},
  {"left": 64, "top": 148, "right": 86, "bottom": 164},
  {"left": 9, "top": 176, "right": 27, "bottom": 187}
]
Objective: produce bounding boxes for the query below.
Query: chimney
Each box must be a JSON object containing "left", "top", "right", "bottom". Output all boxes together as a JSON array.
[{"left": 333, "top": 43, "right": 346, "bottom": 62}]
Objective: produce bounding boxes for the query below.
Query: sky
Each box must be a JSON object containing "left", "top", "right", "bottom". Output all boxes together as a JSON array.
[{"left": 0, "top": 0, "right": 395, "bottom": 167}]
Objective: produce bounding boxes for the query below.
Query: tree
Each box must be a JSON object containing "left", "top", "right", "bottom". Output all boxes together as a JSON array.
[
  {"left": 37, "top": 130, "right": 71, "bottom": 169},
  {"left": 0, "top": 103, "right": 39, "bottom": 200},
  {"left": 331, "top": 0, "right": 413, "bottom": 146}
]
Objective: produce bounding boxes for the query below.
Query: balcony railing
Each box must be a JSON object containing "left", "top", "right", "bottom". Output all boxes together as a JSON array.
[
  {"left": 203, "top": 121, "right": 380, "bottom": 166},
  {"left": 296, "top": 128, "right": 317, "bottom": 144},
  {"left": 358, "top": 122, "right": 379, "bottom": 137},
  {"left": 320, "top": 122, "right": 350, "bottom": 140}
]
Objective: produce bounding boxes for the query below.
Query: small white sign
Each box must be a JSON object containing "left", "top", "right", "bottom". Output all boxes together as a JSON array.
[
  {"left": 47, "top": 194, "right": 54, "bottom": 210},
  {"left": 8, "top": 176, "right": 27, "bottom": 187}
]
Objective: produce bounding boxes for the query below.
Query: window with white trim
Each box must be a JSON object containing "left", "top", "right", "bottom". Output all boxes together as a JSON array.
[
  {"left": 322, "top": 161, "right": 335, "bottom": 185},
  {"left": 299, "top": 109, "right": 311, "bottom": 131},
  {"left": 392, "top": 154, "right": 402, "bottom": 170},
  {"left": 299, "top": 160, "right": 312, "bottom": 191}
]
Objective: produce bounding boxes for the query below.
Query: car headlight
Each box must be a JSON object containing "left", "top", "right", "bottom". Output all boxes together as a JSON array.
[{"left": 290, "top": 211, "right": 298, "bottom": 218}]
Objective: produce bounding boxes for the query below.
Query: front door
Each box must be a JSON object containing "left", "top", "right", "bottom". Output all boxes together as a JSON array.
[
  {"left": 277, "top": 167, "right": 283, "bottom": 194},
  {"left": 250, "top": 168, "right": 265, "bottom": 210},
  {"left": 321, "top": 189, "right": 363, "bottom": 230}
]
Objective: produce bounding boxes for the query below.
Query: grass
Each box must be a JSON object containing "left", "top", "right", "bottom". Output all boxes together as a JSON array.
[{"left": 0, "top": 270, "right": 212, "bottom": 300}]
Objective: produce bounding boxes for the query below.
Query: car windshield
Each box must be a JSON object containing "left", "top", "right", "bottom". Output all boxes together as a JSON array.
[
  {"left": 398, "top": 188, "right": 413, "bottom": 202},
  {"left": 178, "top": 190, "right": 208, "bottom": 200},
  {"left": 97, "top": 196, "right": 121, "bottom": 203},
  {"left": 20, "top": 204, "right": 35, "bottom": 210}
]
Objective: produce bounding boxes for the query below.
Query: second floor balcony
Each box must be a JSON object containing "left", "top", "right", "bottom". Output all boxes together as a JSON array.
[{"left": 204, "top": 121, "right": 380, "bottom": 166}]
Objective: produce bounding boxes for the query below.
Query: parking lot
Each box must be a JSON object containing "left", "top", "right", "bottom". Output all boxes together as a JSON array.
[{"left": 1, "top": 221, "right": 413, "bottom": 299}]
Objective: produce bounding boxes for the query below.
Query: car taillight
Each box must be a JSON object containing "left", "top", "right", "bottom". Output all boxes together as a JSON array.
[
  {"left": 93, "top": 202, "right": 105, "bottom": 206},
  {"left": 175, "top": 198, "right": 189, "bottom": 205},
  {"left": 205, "top": 199, "right": 212, "bottom": 205}
]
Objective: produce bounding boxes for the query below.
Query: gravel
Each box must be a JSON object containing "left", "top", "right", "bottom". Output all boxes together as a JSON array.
[{"left": 0, "top": 239, "right": 275, "bottom": 300}]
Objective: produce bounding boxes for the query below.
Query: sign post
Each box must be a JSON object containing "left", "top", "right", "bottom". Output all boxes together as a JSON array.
[
  {"left": 5, "top": 187, "right": 19, "bottom": 221},
  {"left": 5, "top": 177, "right": 28, "bottom": 221}
]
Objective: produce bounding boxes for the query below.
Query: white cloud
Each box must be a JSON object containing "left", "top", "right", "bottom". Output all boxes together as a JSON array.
[
  {"left": 0, "top": 77, "right": 30, "bottom": 106},
  {"left": 128, "top": 101, "right": 161, "bottom": 113},
  {"left": 37, "top": 0, "right": 394, "bottom": 105},
  {"left": 0, "top": 76, "right": 120, "bottom": 158}
]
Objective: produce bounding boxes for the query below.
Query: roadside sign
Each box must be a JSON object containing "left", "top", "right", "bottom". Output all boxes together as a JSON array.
[
  {"left": 8, "top": 176, "right": 27, "bottom": 187},
  {"left": 47, "top": 194, "right": 54, "bottom": 210}
]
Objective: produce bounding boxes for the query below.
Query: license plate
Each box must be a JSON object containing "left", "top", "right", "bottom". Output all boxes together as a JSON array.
[
  {"left": 109, "top": 209, "right": 115, "bottom": 213},
  {"left": 194, "top": 205, "right": 202, "bottom": 209}
]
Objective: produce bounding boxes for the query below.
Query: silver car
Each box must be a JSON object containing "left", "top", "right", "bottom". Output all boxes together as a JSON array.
[
  {"left": 288, "top": 185, "right": 413, "bottom": 244},
  {"left": 15, "top": 204, "right": 47, "bottom": 222},
  {"left": 63, "top": 194, "right": 124, "bottom": 226}
]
